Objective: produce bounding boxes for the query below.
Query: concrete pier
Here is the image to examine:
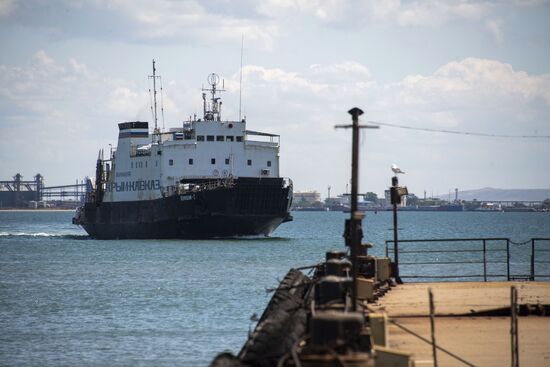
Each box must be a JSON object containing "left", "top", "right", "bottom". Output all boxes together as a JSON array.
[{"left": 371, "top": 282, "right": 550, "bottom": 366}]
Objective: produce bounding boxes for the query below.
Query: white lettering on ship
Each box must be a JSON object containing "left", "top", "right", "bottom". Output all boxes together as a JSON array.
[{"left": 108, "top": 180, "right": 160, "bottom": 192}]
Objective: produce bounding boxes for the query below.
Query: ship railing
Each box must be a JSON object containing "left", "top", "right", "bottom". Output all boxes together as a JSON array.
[
  {"left": 244, "top": 130, "right": 280, "bottom": 145},
  {"left": 282, "top": 177, "right": 293, "bottom": 189},
  {"left": 385, "top": 237, "right": 550, "bottom": 282},
  {"left": 162, "top": 178, "right": 236, "bottom": 197}
]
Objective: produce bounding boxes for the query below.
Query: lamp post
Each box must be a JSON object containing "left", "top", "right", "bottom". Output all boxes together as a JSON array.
[{"left": 390, "top": 172, "right": 407, "bottom": 284}]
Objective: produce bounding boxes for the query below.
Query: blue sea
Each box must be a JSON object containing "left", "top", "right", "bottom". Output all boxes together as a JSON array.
[{"left": 1, "top": 210, "right": 549, "bottom": 366}]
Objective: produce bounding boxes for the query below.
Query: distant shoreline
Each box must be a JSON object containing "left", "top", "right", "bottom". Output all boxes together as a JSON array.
[{"left": 0, "top": 209, "right": 75, "bottom": 212}]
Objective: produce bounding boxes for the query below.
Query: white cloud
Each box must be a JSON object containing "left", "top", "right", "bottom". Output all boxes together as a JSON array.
[
  {"left": 257, "top": 0, "right": 491, "bottom": 27},
  {"left": 513, "top": 0, "right": 550, "bottom": 5},
  {"left": 12, "top": 0, "right": 279, "bottom": 49},
  {"left": 253, "top": 1, "right": 505, "bottom": 45},
  {"left": 1, "top": 52, "right": 549, "bottom": 193},
  {"left": 243, "top": 57, "right": 550, "bottom": 118},
  {"left": 119, "top": 0, "right": 279, "bottom": 49},
  {"left": 0, "top": 1, "right": 528, "bottom": 48},
  {"left": 0, "top": 51, "right": 152, "bottom": 183},
  {"left": 423, "top": 58, "right": 550, "bottom": 105},
  {"left": 309, "top": 62, "right": 372, "bottom": 82},
  {"left": 396, "top": 1, "right": 490, "bottom": 26},
  {"left": 485, "top": 17, "right": 504, "bottom": 44},
  {"left": 243, "top": 65, "right": 329, "bottom": 94},
  {"left": 0, "top": 0, "right": 15, "bottom": 17},
  {"left": 68, "top": 58, "right": 89, "bottom": 75},
  {"left": 230, "top": 57, "right": 550, "bottom": 192},
  {"left": 33, "top": 49, "right": 59, "bottom": 70},
  {"left": 107, "top": 87, "right": 146, "bottom": 116}
]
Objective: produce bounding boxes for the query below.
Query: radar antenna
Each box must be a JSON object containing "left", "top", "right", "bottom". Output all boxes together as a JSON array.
[{"left": 202, "top": 73, "right": 225, "bottom": 121}]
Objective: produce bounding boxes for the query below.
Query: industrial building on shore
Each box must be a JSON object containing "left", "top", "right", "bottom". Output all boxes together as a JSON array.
[{"left": 0, "top": 173, "right": 85, "bottom": 209}]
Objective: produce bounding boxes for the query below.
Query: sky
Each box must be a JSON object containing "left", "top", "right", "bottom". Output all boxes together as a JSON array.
[{"left": 0, "top": 0, "right": 549, "bottom": 198}]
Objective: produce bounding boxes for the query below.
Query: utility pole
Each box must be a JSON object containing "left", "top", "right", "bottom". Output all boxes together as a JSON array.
[{"left": 336, "top": 108, "right": 378, "bottom": 311}]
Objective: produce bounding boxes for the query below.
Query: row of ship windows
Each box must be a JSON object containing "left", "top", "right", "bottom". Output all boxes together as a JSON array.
[
  {"left": 196, "top": 135, "right": 243, "bottom": 142},
  {"left": 130, "top": 159, "right": 272, "bottom": 168},
  {"left": 169, "top": 159, "right": 272, "bottom": 167},
  {"left": 132, "top": 161, "right": 156, "bottom": 168}
]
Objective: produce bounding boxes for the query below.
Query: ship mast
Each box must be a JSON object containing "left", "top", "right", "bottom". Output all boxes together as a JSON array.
[
  {"left": 202, "top": 73, "right": 225, "bottom": 121},
  {"left": 149, "top": 59, "right": 160, "bottom": 139}
]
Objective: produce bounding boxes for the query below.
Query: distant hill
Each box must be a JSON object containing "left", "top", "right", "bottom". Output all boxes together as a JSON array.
[{"left": 438, "top": 188, "right": 550, "bottom": 202}]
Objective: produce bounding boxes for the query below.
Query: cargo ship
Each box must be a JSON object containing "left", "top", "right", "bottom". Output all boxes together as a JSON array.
[{"left": 73, "top": 62, "right": 293, "bottom": 239}]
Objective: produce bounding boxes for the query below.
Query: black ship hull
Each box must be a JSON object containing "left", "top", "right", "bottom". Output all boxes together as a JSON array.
[{"left": 75, "top": 177, "right": 293, "bottom": 239}]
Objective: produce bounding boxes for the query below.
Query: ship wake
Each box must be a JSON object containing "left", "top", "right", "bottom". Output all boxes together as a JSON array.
[{"left": 0, "top": 232, "right": 90, "bottom": 239}]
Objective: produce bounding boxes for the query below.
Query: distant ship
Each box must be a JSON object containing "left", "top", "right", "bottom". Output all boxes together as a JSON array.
[
  {"left": 437, "top": 203, "right": 464, "bottom": 211},
  {"left": 73, "top": 62, "right": 293, "bottom": 239}
]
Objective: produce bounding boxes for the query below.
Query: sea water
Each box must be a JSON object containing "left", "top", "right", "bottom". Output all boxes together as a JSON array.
[{"left": 1, "top": 210, "right": 549, "bottom": 366}]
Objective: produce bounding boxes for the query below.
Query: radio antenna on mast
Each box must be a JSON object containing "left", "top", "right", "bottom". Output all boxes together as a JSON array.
[
  {"left": 239, "top": 34, "right": 244, "bottom": 122},
  {"left": 160, "top": 76, "right": 165, "bottom": 132}
]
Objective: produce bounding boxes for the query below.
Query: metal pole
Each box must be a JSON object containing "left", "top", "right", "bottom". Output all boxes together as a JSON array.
[
  {"left": 153, "top": 60, "right": 158, "bottom": 131},
  {"left": 483, "top": 239, "right": 487, "bottom": 282},
  {"left": 429, "top": 288, "right": 438, "bottom": 367},
  {"left": 392, "top": 178, "right": 401, "bottom": 283},
  {"left": 350, "top": 109, "right": 360, "bottom": 222},
  {"left": 335, "top": 108, "right": 378, "bottom": 310},
  {"left": 507, "top": 239, "right": 511, "bottom": 281},
  {"left": 530, "top": 239, "right": 535, "bottom": 281},
  {"left": 511, "top": 286, "right": 519, "bottom": 367},
  {"left": 393, "top": 199, "right": 399, "bottom": 279},
  {"left": 348, "top": 107, "right": 363, "bottom": 312}
]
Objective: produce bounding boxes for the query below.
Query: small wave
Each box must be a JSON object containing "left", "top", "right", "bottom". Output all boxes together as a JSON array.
[
  {"left": 160, "top": 235, "right": 290, "bottom": 242},
  {"left": 223, "top": 235, "right": 290, "bottom": 241},
  {"left": 0, "top": 232, "right": 89, "bottom": 239}
]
